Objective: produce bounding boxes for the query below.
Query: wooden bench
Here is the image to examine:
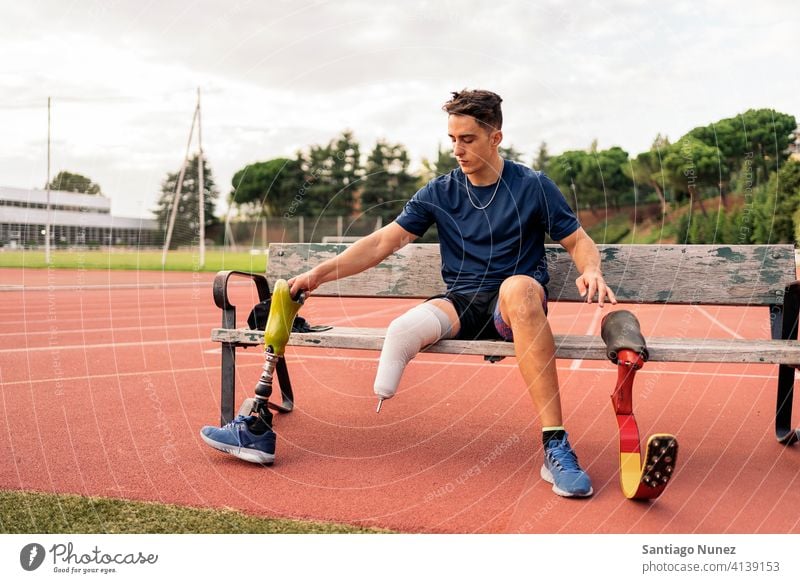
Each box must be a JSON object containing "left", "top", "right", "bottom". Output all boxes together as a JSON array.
[{"left": 211, "top": 243, "right": 800, "bottom": 445}]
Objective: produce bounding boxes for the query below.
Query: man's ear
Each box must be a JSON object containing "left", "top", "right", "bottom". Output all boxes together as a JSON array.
[{"left": 492, "top": 130, "right": 503, "bottom": 147}]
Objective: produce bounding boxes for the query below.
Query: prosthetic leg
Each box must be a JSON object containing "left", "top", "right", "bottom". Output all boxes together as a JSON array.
[
  {"left": 239, "top": 279, "right": 305, "bottom": 433},
  {"left": 601, "top": 310, "right": 679, "bottom": 500}
]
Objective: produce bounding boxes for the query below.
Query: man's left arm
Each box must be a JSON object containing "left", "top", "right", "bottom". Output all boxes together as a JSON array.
[{"left": 557, "top": 227, "right": 617, "bottom": 307}]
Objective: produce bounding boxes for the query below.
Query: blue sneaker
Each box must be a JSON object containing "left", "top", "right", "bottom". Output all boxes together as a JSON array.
[
  {"left": 200, "top": 416, "right": 276, "bottom": 465},
  {"left": 540, "top": 433, "right": 593, "bottom": 497}
]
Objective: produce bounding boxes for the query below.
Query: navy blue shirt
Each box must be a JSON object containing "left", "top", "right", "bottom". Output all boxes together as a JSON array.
[{"left": 395, "top": 160, "right": 580, "bottom": 294}]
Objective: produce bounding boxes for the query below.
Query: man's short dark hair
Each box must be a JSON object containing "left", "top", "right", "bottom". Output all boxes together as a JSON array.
[{"left": 442, "top": 89, "right": 503, "bottom": 131}]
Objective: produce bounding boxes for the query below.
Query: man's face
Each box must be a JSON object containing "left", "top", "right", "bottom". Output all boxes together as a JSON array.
[{"left": 447, "top": 114, "right": 501, "bottom": 175}]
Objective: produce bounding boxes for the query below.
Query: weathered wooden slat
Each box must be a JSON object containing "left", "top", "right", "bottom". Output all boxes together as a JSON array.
[
  {"left": 211, "top": 327, "right": 800, "bottom": 365},
  {"left": 267, "top": 243, "right": 796, "bottom": 306}
]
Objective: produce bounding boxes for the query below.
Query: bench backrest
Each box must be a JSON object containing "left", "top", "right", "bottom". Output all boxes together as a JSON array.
[{"left": 267, "top": 243, "right": 796, "bottom": 306}]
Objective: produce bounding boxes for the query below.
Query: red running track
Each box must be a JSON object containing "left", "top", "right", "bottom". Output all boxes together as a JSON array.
[{"left": 1, "top": 267, "right": 799, "bottom": 533}]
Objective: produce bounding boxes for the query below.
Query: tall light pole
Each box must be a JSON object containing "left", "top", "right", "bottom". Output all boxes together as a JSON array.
[
  {"left": 45, "top": 97, "right": 52, "bottom": 264},
  {"left": 162, "top": 90, "right": 206, "bottom": 268},
  {"left": 197, "top": 87, "right": 205, "bottom": 268},
  {"left": 161, "top": 102, "right": 198, "bottom": 267}
]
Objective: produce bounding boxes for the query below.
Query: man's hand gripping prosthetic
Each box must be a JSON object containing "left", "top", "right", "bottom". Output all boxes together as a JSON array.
[
  {"left": 242, "top": 279, "right": 305, "bottom": 431},
  {"left": 601, "top": 310, "right": 679, "bottom": 500}
]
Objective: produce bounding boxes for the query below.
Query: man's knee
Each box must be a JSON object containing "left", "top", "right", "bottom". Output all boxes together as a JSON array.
[{"left": 499, "top": 275, "right": 546, "bottom": 324}]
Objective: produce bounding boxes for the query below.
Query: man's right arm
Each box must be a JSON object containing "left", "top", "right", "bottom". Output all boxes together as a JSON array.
[{"left": 287, "top": 221, "right": 418, "bottom": 297}]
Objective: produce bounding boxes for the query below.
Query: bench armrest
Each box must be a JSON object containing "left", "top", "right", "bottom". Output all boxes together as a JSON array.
[
  {"left": 775, "top": 280, "right": 800, "bottom": 445},
  {"left": 212, "top": 270, "right": 270, "bottom": 329}
]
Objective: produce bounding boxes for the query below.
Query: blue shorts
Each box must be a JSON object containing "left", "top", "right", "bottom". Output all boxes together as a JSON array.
[{"left": 426, "top": 286, "right": 548, "bottom": 342}]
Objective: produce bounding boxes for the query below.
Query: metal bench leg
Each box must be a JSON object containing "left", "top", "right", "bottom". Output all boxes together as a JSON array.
[
  {"left": 220, "top": 342, "right": 236, "bottom": 425},
  {"left": 212, "top": 269, "right": 271, "bottom": 426},
  {"left": 772, "top": 283, "right": 800, "bottom": 445}
]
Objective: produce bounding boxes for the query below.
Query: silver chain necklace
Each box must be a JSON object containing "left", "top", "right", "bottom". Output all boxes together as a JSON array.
[{"left": 463, "top": 165, "right": 503, "bottom": 210}]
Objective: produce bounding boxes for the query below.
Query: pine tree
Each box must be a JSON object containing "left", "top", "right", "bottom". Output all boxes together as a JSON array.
[
  {"left": 361, "top": 140, "right": 418, "bottom": 222},
  {"left": 154, "top": 153, "right": 219, "bottom": 248}
]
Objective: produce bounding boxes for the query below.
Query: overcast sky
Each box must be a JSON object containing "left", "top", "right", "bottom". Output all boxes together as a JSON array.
[{"left": 0, "top": 0, "right": 797, "bottom": 218}]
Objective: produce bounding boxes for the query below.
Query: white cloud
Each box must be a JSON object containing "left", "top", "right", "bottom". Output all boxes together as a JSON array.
[{"left": 0, "top": 0, "right": 797, "bottom": 218}]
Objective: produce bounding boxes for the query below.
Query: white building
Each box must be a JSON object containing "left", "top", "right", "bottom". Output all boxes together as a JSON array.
[
  {"left": 790, "top": 126, "right": 800, "bottom": 162},
  {"left": 0, "top": 186, "right": 159, "bottom": 248}
]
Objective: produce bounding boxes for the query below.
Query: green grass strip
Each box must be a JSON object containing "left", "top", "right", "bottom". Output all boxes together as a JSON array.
[
  {"left": 0, "top": 490, "right": 391, "bottom": 534},
  {"left": 0, "top": 250, "right": 267, "bottom": 273}
]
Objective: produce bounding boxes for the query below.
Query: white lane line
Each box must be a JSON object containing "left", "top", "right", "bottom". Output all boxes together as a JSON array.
[
  {"left": 0, "top": 316, "right": 218, "bottom": 327},
  {"left": 0, "top": 281, "right": 227, "bottom": 292},
  {"left": 309, "top": 303, "right": 415, "bottom": 326},
  {"left": 0, "top": 362, "right": 308, "bottom": 386},
  {"left": 694, "top": 306, "right": 746, "bottom": 339},
  {"left": 0, "top": 302, "right": 406, "bottom": 327},
  {"left": 0, "top": 337, "right": 209, "bottom": 354},
  {"left": 1, "top": 323, "right": 220, "bottom": 338},
  {"left": 201, "top": 349, "right": 775, "bottom": 379},
  {"left": 569, "top": 307, "right": 605, "bottom": 370}
]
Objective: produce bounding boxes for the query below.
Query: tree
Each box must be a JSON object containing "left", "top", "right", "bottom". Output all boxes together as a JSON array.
[
  {"left": 299, "top": 131, "right": 362, "bottom": 217},
  {"left": 360, "top": 140, "right": 418, "bottom": 222},
  {"left": 533, "top": 142, "right": 551, "bottom": 172},
  {"left": 546, "top": 150, "right": 590, "bottom": 211},
  {"left": 662, "top": 136, "right": 728, "bottom": 213},
  {"left": 153, "top": 153, "right": 219, "bottom": 248},
  {"left": 749, "top": 159, "right": 800, "bottom": 244},
  {"left": 688, "top": 109, "right": 796, "bottom": 184},
  {"left": 623, "top": 136, "right": 671, "bottom": 215},
  {"left": 420, "top": 143, "right": 458, "bottom": 183},
  {"left": 229, "top": 157, "right": 304, "bottom": 218},
  {"left": 581, "top": 146, "right": 630, "bottom": 210},
  {"left": 47, "top": 171, "right": 102, "bottom": 194},
  {"left": 499, "top": 145, "right": 525, "bottom": 163},
  {"left": 547, "top": 148, "right": 629, "bottom": 212},
  {"left": 740, "top": 109, "right": 797, "bottom": 180}
]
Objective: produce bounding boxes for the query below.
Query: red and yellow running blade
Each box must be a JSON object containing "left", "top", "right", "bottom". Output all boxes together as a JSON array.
[{"left": 617, "top": 420, "right": 678, "bottom": 500}]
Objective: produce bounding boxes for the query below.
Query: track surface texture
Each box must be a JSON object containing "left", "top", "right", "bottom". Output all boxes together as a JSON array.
[{"left": 1, "top": 268, "right": 799, "bottom": 533}]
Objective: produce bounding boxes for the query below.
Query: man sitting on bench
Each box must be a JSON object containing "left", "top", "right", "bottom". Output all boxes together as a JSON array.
[{"left": 205, "top": 89, "right": 616, "bottom": 498}]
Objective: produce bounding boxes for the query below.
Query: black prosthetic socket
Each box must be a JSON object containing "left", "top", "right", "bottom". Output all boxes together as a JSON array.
[
  {"left": 249, "top": 352, "right": 277, "bottom": 435},
  {"left": 250, "top": 399, "right": 273, "bottom": 435}
]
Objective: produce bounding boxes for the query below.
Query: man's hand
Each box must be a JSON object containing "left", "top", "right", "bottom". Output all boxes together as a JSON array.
[
  {"left": 575, "top": 268, "right": 617, "bottom": 307},
  {"left": 288, "top": 269, "right": 322, "bottom": 298}
]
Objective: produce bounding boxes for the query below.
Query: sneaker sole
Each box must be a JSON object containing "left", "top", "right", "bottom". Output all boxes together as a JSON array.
[
  {"left": 540, "top": 465, "right": 593, "bottom": 498},
  {"left": 200, "top": 432, "right": 275, "bottom": 465}
]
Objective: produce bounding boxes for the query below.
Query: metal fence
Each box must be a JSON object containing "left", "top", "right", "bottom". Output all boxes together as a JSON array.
[{"left": 213, "top": 216, "right": 386, "bottom": 248}]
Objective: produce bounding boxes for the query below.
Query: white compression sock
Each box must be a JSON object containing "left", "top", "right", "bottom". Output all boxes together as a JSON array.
[{"left": 373, "top": 302, "right": 455, "bottom": 399}]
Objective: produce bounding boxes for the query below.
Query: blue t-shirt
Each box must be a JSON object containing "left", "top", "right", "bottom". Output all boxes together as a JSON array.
[{"left": 395, "top": 159, "right": 580, "bottom": 294}]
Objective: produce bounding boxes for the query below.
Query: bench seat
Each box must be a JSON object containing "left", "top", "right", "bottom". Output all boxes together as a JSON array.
[
  {"left": 211, "top": 243, "right": 800, "bottom": 444},
  {"left": 212, "top": 326, "right": 800, "bottom": 365}
]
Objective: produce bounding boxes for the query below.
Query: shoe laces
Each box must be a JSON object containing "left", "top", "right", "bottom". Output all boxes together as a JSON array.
[
  {"left": 222, "top": 415, "right": 250, "bottom": 448},
  {"left": 546, "top": 438, "right": 581, "bottom": 473}
]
